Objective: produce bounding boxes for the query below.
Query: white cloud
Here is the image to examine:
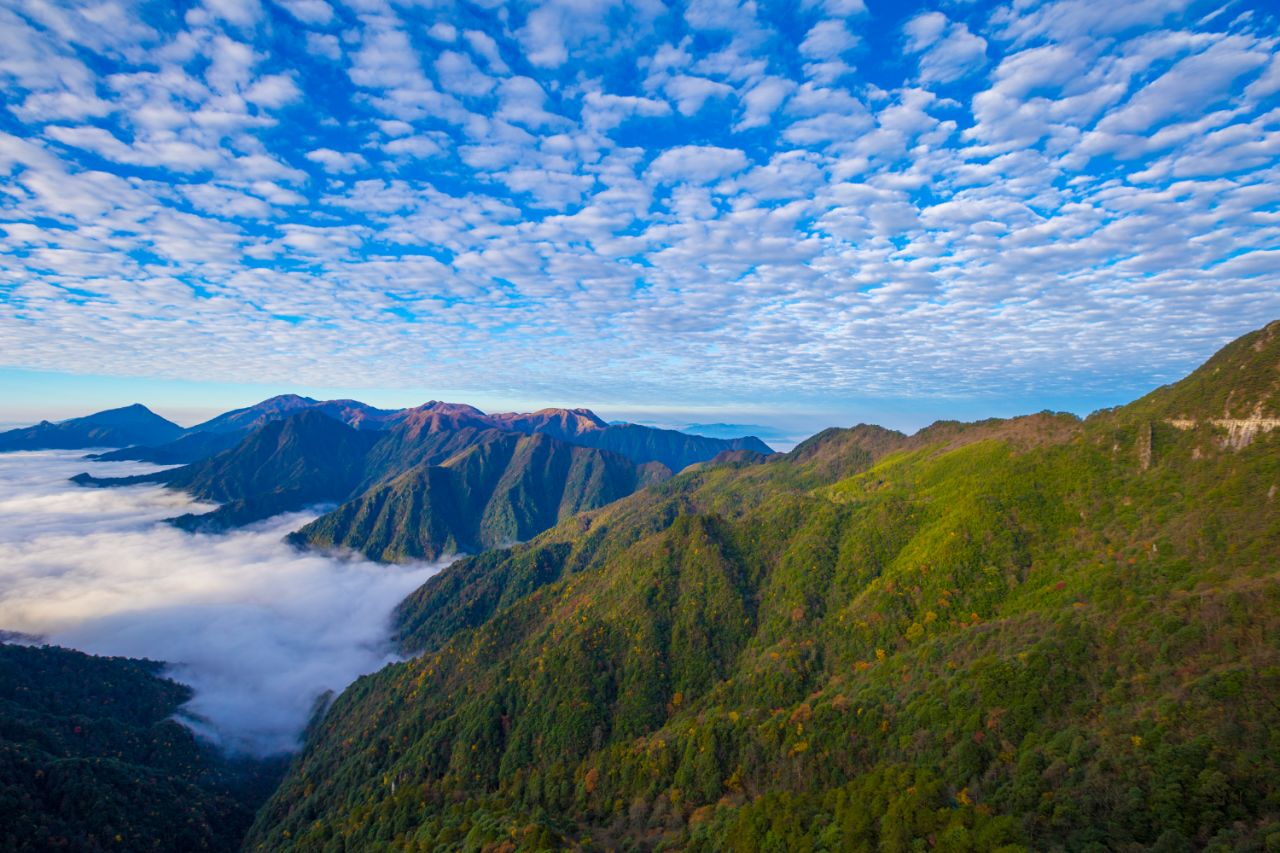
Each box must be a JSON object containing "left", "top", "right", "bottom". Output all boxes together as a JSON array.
[
  {"left": 904, "top": 12, "right": 988, "bottom": 84},
  {"left": 684, "top": 0, "right": 759, "bottom": 33},
  {"left": 463, "top": 29, "right": 510, "bottom": 73},
  {"left": 0, "top": 0, "right": 1277, "bottom": 415},
  {"left": 305, "top": 147, "right": 368, "bottom": 172},
  {"left": 204, "top": 0, "right": 263, "bottom": 29},
  {"left": 382, "top": 134, "right": 445, "bottom": 159},
  {"left": 800, "top": 0, "right": 867, "bottom": 15},
  {"left": 0, "top": 452, "right": 446, "bottom": 755},
  {"left": 663, "top": 74, "right": 734, "bottom": 116},
  {"left": 45, "top": 125, "right": 225, "bottom": 172},
  {"left": 434, "top": 50, "right": 496, "bottom": 97},
  {"left": 274, "top": 0, "right": 333, "bottom": 26},
  {"left": 306, "top": 31, "right": 342, "bottom": 59},
  {"left": 244, "top": 73, "right": 301, "bottom": 107},
  {"left": 904, "top": 11, "right": 948, "bottom": 52},
  {"left": 800, "top": 19, "right": 859, "bottom": 59},
  {"left": 736, "top": 76, "right": 795, "bottom": 130},
  {"left": 581, "top": 89, "right": 672, "bottom": 131},
  {"left": 497, "top": 76, "right": 566, "bottom": 128},
  {"left": 427, "top": 22, "right": 457, "bottom": 42},
  {"left": 648, "top": 145, "right": 750, "bottom": 184},
  {"left": 1096, "top": 38, "right": 1270, "bottom": 134}
]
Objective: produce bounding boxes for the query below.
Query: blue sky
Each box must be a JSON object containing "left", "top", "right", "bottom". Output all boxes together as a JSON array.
[{"left": 0, "top": 0, "right": 1277, "bottom": 434}]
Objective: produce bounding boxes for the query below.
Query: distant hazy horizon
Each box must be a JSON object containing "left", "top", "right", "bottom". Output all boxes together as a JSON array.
[{"left": 0, "top": 359, "right": 1192, "bottom": 445}]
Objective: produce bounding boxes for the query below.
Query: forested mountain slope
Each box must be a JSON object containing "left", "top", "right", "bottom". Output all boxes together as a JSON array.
[
  {"left": 0, "top": 643, "right": 281, "bottom": 853},
  {"left": 74, "top": 410, "right": 381, "bottom": 530},
  {"left": 292, "top": 431, "right": 671, "bottom": 562},
  {"left": 88, "top": 428, "right": 250, "bottom": 465},
  {"left": 75, "top": 411, "right": 676, "bottom": 552},
  {"left": 248, "top": 322, "right": 1280, "bottom": 852}
]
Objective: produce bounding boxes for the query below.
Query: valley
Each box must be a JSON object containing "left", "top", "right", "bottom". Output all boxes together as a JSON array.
[{"left": 1, "top": 322, "right": 1277, "bottom": 851}]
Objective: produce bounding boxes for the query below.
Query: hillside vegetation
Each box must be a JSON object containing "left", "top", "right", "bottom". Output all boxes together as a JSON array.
[
  {"left": 72, "top": 397, "right": 773, "bottom": 558},
  {"left": 293, "top": 431, "right": 670, "bottom": 563},
  {"left": 248, "top": 322, "right": 1280, "bottom": 852},
  {"left": 0, "top": 644, "right": 281, "bottom": 852}
]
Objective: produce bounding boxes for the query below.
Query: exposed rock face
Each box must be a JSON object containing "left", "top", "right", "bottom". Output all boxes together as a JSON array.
[
  {"left": 1166, "top": 413, "right": 1280, "bottom": 449},
  {"left": 1137, "top": 422, "right": 1153, "bottom": 470}
]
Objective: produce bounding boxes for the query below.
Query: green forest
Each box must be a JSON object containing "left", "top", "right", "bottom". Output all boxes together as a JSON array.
[
  {"left": 0, "top": 643, "right": 283, "bottom": 852},
  {"left": 244, "top": 324, "right": 1280, "bottom": 850},
  {"left": 6, "top": 322, "right": 1278, "bottom": 851}
]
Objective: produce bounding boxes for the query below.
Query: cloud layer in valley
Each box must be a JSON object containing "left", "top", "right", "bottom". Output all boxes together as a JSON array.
[
  {"left": 0, "top": 451, "right": 444, "bottom": 755},
  {"left": 0, "top": 0, "right": 1278, "bottom": 412}
]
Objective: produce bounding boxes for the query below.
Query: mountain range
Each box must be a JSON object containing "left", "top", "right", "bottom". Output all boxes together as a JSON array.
[
  {"left": 63, "top": 398, "right": 771, "bottom": 560},
  {"left": 6, "top": 394, "right": 772, "bottom": 472},
  {"left": 243, "top": 320, "right": 1280, "bottom": 851},
  {"left": 3, "top": 321, "right": 1279, "bottom": 851}
]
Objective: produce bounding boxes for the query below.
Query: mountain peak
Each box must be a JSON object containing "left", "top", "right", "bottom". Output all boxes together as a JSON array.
[
  {"left": 1125, "top": 319, "right": 1280, "bottom": 424},
  {"left": 263, "top": 393, "right": 318, "bottom": 405},
  {"left": 414, "top": 400, "right": 489, "bottom": 416},
  {"left": 532, "top": 407, "right": 608, "bottom": 428},
  {"left": 0, "top": 403, "right": 183, "bottom": 451}
]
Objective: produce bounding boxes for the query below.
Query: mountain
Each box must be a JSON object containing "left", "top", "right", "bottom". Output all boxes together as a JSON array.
[
  {"left": 0, "top": 643, "right": 281, "bottom": 853},
  {"left": 486, "top": 408, "right": 774, "bottom": 471},
  {"left": 88, "top": 395, "right": 401, "bottom": 465},
  {"left": 53, "top": 391, "right": 772, "bottom": 474},
  {"left": 75, "top": 410, "right": 380, "bottom": 530},
  {"left": 379, "top": 404, "right": 773, "bottom": 473},
  {"left": 511, "top": 419, "right": 773, "bottom": 472},
  {"left": 393, "top": 401, "right": 496, "bottom": 437},
  {"left": 248, "top": 322, "right": 1280, "bottom": 852},
  {"left": 87, "top": 429, "right": 249, "bottom": 464},
  {"left": 291, "top": 431, "right": 670, "bottom": 562},
  {"left": 75, "top": 409, "right": 673, "bottom": 549},
  {"left": 186, "top": 394, "right": 401, "bottom": 434},
  {"left": 489, "top": 407, "right": 610, "bottom": 441},
  {"left": 0, "top": 404, "right": 183, "bottom": 452},
  {"left": 164, "top": 411, "right": 383, "bottom": 530}
]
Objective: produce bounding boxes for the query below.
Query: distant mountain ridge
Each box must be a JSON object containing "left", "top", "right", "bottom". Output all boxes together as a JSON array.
[
  {"left": 293, "top": 430, "right": 669, "bottom": 562},
  {"left": 188, "top": 394, "right": 403, "bottom": 434},
  {"left": 74, "top": 409, "right": 682, "bottom": 556},
  {"left": 56, "top": 394, "right": 767, "bottom": 562},
  {"left": 48, "top": 395, "right": 773, "bottom": 471},
  {"left": 0, "top": 404, "right": 182, "bottom": 451}
]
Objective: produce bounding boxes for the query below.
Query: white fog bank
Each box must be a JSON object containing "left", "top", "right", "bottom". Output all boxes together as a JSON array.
[{"left": 0, "top": 451, "right": 446, "bottom": 755}]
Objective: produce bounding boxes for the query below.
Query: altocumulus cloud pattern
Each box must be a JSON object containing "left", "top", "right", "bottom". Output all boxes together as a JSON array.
[{"left": 0, "top": 0, "right": 1278, "bottom": 407}]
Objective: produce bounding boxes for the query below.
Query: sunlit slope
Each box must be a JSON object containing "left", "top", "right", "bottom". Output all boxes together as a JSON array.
[
  {"left": 249, "top": 324, "right": 1279, "bottom": 852},
  {"left": 292, "top": 432, "right": 666, "bottom": 562}
]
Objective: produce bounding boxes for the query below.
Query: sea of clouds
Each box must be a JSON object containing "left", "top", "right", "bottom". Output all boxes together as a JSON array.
[{"left": 0, "top": 450, "right": 446, "bottom": 755}]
